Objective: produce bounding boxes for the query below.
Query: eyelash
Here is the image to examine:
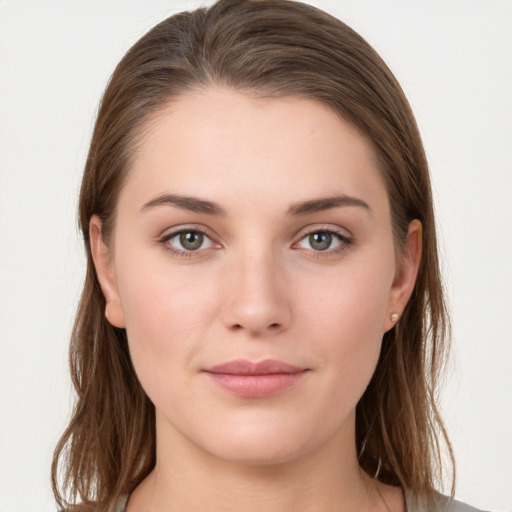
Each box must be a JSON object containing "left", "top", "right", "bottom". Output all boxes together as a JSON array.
[
  {"left": 158, "top": 227, "right": 220, "bottom": 259},
  {"left": 158, "top": 226, "right": 353, "bottom": 259},
  {"left": 293, "top": 227, "right": 353, "bottom": 259}
]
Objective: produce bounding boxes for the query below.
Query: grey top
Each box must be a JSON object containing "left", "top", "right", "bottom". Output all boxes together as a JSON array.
[
  {"left": 404, "top": 490, "right": 487, "bottom": 512},
  {"left": 111, "top": 491, "right": 487, "bottom": 511}
]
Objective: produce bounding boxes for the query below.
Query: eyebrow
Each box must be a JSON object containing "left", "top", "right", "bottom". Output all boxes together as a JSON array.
[
  {"left": 287, "top": 195, "right": 371, "bottom": 216},
  {"left": 140, "top": 194, "right": 227, "bottom": 216},
  {"left": 140, "top": 193, "right": 371, "bottom": 216}
]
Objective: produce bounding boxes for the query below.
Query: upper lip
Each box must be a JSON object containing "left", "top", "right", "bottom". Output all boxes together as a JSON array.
[{"left": 204, "top": 359, "right": 307, "bottom": 375}]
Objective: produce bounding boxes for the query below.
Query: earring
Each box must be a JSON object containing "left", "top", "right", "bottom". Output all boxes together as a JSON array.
[{"left": 390, "top": 313, "right": 398, "bottom": 323}]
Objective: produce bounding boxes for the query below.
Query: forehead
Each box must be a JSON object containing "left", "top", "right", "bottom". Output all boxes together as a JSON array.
[{"left": 121, "top": 87, "right": 388, "bottom": 215}]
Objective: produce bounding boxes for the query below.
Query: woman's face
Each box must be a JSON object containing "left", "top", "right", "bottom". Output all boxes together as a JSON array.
[{"left": 92, "top": 88, "right": 419, "bottom": 466}]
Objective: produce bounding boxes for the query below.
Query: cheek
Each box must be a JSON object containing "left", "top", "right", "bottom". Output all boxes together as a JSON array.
[
  {"left": 296, "top": 255, "right": 394, "bottom": 397},
  {"left": 301, "top": 258, "right": 392, "bottom": 340},
  {"left": 115, "top": 257, "right": 221, "bottom": 391}
]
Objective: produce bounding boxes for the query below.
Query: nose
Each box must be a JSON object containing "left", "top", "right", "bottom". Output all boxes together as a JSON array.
[{"left": 221, "top": 249, "right": 291, "bottom": 337}]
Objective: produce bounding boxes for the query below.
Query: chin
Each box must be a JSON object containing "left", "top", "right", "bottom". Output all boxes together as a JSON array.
[
  {"left": 199, "top": 420, "right": 325, "bottom": 468},
  {"left": 213, "top": 441, "right": 306, "bottom": 467}
]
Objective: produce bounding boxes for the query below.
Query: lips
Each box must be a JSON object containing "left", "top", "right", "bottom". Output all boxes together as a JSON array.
[{"left": 203, "top": 359, "right": 309, "bottom": 398}]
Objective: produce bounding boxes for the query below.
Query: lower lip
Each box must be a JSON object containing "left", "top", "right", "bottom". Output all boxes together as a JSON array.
[{"left": 205, "top": 371, "right": 308, "bottom": 398}]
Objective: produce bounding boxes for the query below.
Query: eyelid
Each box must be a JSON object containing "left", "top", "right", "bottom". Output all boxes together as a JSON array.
[
  {"left": 292, "top": 224, "right": 352, "bottom": 243},
  {"left": 159, "top": 224, "right": 221, "bottom": 242},
  {"left": 291, "top": 224, "right": 354, "bottom": 256},
  {"left": 158, "top": 224, "right": 222, "bottom": 256}
]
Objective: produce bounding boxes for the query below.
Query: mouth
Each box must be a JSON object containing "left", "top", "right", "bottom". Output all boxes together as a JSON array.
[{"left": 203, "top": 359, "right": 309, "bottom": 398}]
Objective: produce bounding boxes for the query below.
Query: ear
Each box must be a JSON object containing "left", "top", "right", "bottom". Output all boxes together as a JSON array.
[
  {"left": 89, "top": 215, "right": 126, "bottom": 328},
  {"left": 384, "top": 219, "right": 422, "bottom": 332}
]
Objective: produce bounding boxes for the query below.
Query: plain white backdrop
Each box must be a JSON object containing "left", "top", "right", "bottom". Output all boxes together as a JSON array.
[{"left": 0, "top": 1, "right": 511, "bottom": 511}]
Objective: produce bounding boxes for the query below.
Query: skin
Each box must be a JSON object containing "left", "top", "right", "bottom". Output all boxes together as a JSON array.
[{"left": 91, "top": 87, "right": 421, "bottom": 511}]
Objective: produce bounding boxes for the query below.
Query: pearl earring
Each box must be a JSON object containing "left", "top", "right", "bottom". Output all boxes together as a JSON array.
[{"left": 390, "top": 313, "right": 398, "bottom": 323}]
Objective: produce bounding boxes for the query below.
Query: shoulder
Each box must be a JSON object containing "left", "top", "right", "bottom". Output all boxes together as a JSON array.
[
  {"left": 433, "top": 495, "right": 490, "bottom": 512},
  {"left": 405, "top": 490, "right": 490, "bottom": 512}
]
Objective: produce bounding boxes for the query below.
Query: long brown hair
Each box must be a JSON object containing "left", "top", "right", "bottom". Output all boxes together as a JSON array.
[{"left": 52, "top": 0, "right": 454, "bottom": 508}]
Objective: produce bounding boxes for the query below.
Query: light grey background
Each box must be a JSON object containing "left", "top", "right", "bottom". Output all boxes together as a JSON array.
[{"left": 0, "top": 1, "right": 511, "bottom": 510}]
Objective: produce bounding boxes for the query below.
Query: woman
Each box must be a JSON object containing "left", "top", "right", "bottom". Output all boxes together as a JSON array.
[{"left": 51, "top": 1, "right": 486, "bottom": 510}]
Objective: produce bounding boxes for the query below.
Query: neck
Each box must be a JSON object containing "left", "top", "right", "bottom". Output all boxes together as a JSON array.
[{"left": 127, "top": 412, "right": 402, "bottom": 512}]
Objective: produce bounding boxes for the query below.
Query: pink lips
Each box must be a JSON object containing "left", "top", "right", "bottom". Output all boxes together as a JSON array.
[{"left": 203, "top": 359, "right": 308, "bottom": 398}]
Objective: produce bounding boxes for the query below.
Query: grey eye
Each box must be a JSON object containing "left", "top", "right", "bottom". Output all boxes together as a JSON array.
[
  {"left": 164, "top": 230, "right": 214, "bottom": 252},
  {"left": 179, "top": 231, "right": 204, "bottom": 251},
  {"left": 308, "top": 232, "right": 333, "bottom": 251},
  {"left": 296, "top": 230, "right": 346, "bottom": 252}
]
